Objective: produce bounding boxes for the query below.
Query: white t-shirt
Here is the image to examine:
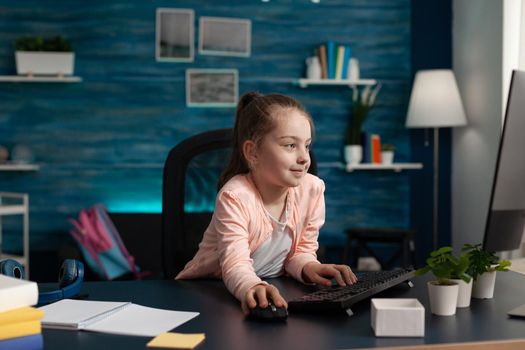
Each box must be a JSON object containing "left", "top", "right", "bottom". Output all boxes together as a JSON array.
[{"left": 251, "top": 201, "right": 293, "bottom": 278}]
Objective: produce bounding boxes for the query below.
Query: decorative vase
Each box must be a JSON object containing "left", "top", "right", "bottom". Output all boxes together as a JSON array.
[
  {"left": 344, "top": 145, "right": 362, "bottom": 165},
  {"left": 450, "top": 278, "right": 473, "bottom": 308},
  {"left": 306, "top": 56, "right": 321, "bottom": 80},
  {"left": 347, "top": 57, "right": 360, "bottom": 80},
  {"left": 427, "top": 281, "right": 459, "bottom": 316},
  {"left": 472, "top": 271, "right": 497, "bottom": 299},
  {"left": 381, "top": 151, "right": 394, "bottom": 165}
]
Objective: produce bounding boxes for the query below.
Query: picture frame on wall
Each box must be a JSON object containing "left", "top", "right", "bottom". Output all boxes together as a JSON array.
[
  {"left": 156, "top": 8, "right": 194, "bottom": 62},
  {"left": 186, "top": 69, "right": 238, "bottom": 107},
  {"left": 198, "top": 17, "right": 251, "bottom": 57}
]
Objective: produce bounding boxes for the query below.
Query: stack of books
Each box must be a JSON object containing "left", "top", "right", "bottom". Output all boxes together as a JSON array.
[
  {"left": 315, "top": 41, "right": 352, "bottom": 80},
  {"left": 0, "top": 274, "right": 43, "bottom": 350},
  {"left": 359, "top": 132, "right": 383, "bottom": 164}
]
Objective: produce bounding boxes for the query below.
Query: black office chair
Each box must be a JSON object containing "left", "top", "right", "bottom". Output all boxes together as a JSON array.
[{"left": 161, "top": 128, "right": 318, "bottom": 279}]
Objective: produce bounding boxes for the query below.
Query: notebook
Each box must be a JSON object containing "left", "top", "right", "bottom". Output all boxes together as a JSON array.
[{"left": 39, "top": 299, "right": 199, "bottom": 337}]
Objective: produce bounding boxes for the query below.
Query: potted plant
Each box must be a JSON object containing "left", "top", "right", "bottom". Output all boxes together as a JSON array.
[
  {"left": 15, "top": 36, "right": 74, "bottom": 76},
  {"left": 343, "top": 83, "right": 382, "bottom": 164},
  {"left": 449, "top": 249, "right": 473, "bottom": 308},
  {"left": 463, "top": 243, "right": 511, "bottom": 299},
  {"left": 380, "top": 143, "right": 395, "bottom": 165},
  {"left": 416, "top": 246, "right": 470, "bottom": 315}
]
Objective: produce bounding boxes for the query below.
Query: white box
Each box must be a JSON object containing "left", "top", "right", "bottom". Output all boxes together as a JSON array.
[{"left": 371, "top": 298, "right": 425, "bottom": 337}]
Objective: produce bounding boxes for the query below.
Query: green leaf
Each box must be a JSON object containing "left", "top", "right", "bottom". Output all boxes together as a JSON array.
[
  {"left": 14, "top": 36, "right": 72, "bottom": 52},
  {"left": 495, "top": 260, "right": 511, "bottom": 271}
]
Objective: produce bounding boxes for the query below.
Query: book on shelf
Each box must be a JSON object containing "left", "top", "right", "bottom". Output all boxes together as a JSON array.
[
  {"left": 317, "top": 44, "right": 328, "bottom": 79},
  {"left": 335, "top": 45, "right": 345, "bottom": 80},
  {"left": 371, "top": 134, "right": 382, "bottom": 164},
  {"left": 341, "top": 46, "right": 352, "bottom": 80},
  {"left": 0, "top": 275, "right": 38, "bottom": 313},
  {"left": 361, "top": 131, "right": 370, "bottom": 163},
  {"left": 39, "top": 299, "right": 200, "bottom": 337},
  {"left": 326, "top": 41, "right": 336, "bottom": 79},
  {"left": 0, "top": 334, "right": 43, "bottom": 350}
]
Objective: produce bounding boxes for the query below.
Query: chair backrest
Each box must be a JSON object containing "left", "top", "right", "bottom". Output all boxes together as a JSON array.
[{"left": 161, "top": 128, "right": 318, "bottom": 279}]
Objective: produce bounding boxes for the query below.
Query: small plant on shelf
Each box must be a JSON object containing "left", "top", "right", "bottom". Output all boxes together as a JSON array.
[
  {"left": 14, "top": 36, "right": 75, "bottom": 76},
  {"left": 15, "top": 36, "right": 72, "bottom": 52},
  {"left": 344, "top": 83, "right": 382, "bottom": 146},
  {"left": 380, "top": 143, "right": 396, "bottom": 152},
  {"left": 379, "top": 143, "right": 396, "bottom": 164}
]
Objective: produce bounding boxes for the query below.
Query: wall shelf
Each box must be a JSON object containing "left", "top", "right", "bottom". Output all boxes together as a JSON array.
[
  {"left": 296, "top": 78, "right": 377, "bottom": 88},
  {"left": 0, "top": 253, "right": 27, "bottom": 267},
  {"left": 0, "top": 163, "right": 40, "bottom": 171},
  {"left": 0, "top": 75, "right": 82, "bottom": 83},
  {"left": 0, "top": 192, "right": 30, "bottom": 279},
  {"left": 346, "top": 163, "right": 423, "bottom": 172}
]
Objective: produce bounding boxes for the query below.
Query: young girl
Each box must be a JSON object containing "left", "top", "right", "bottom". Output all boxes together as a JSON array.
[{"left": 176, "top": 91, "right": 357, "bottom": 314}]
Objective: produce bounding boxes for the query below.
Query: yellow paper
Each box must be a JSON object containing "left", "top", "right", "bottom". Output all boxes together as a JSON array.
[{"left": 147, "top": 332, "right": 205, "bottom": 349}]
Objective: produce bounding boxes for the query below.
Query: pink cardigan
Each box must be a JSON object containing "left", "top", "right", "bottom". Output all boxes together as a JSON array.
[{"left": 176, "top": 173, "right": 325, "bottom": 302}]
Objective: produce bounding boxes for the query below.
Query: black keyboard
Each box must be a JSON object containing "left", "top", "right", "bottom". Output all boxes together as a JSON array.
[{"left": 288, "top": 268, "right": 415, "bottom": 312}]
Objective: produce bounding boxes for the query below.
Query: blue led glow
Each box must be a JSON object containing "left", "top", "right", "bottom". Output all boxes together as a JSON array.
[{"left": 106, "top": 199, "right": 162, "bottom": 213}]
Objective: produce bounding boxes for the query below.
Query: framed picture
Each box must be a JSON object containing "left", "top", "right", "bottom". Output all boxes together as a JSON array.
[
  {"left": 156, "top": 8, "right": 194, "bottom": 62},
  {"left": 198, "top": 17, "right": 251, "bottom": 57},
  {"left": 186, "top": 69, "right": 238, "bottom": 107}
]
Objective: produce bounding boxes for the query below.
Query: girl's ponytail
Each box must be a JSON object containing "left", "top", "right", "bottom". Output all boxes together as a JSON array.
[{"left": 217, "top": 92, "right": 262, "bottom": 190}]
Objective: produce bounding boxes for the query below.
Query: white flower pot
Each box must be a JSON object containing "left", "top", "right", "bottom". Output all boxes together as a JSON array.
[
  {"left": 472, "top": 271, "right": 497, "bottom": 299},
  {"left": 450, "top": 278, "right": 473, "bottom": 308},
  {"left": 15, "top": 51, "right": 75, "bottom": 76},
  {"left": 381, "top": 151, "right": 394, "bottom": 164},
  {"left": 344, "top": 145, "right": 362, "bottom": 164},
  {"left": 427, "top": 281, "right": 459, "bottom": 316}
]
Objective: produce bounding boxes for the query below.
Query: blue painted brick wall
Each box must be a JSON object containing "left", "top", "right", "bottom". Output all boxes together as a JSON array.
[{"left": 0, "top": 0, "right": 411, "bottom": 251}]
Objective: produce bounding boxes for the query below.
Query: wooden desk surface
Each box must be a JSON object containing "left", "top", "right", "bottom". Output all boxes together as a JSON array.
[{"left": 41, "top": 272, "right": 525, "bottom": 350}]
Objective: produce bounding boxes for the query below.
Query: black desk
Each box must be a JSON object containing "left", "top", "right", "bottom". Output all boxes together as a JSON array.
[{"left": 42, "top": 272, "right": 525, "bottom": 350}]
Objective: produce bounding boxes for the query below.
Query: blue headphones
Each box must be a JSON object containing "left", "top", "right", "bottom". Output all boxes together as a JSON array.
[{"left": 0, "top": 258, "right": 84, "bottom": 305}]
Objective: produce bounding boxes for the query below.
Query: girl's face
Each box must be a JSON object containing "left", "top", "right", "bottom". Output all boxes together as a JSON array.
[{"left": 252, "top": 108, "right": 312, "bottom": 189}]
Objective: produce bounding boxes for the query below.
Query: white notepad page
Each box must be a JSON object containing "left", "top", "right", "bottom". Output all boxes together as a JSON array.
[
  {"left": 85, "top": 303, "right": 199, "bottom": 337},
  {"left": 40, "top": 299, "right": 200, "bottom": 337},
  {"left": 40, "top": 299, "right": 129, "bottom": 329}
]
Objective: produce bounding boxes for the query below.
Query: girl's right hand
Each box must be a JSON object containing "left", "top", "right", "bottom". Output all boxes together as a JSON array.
[{"left": 242, "top": 284, "right": 288, "bottom": 315}]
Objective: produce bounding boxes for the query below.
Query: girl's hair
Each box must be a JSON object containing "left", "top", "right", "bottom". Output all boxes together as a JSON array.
[{"left": 217, "top": 91, "right": 314, "bottom": 190}]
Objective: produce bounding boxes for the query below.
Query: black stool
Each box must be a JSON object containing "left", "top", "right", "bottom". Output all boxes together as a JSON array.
[{"left": 343, "top": 227, "right": 416, "bottom": 270}]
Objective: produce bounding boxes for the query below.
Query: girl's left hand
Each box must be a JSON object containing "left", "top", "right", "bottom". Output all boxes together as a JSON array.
[{"left": 302, "top": 262, "right": 357, "bottom": 287}]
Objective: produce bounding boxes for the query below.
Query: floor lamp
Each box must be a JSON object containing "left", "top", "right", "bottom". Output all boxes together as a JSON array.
[{"left": 405, "top": 70, "right": 467, "bottom": 250}]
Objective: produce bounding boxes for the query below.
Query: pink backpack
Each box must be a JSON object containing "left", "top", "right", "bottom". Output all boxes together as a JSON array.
[{"left": 69, "top": 204, "right": 145, "bottom": 280}]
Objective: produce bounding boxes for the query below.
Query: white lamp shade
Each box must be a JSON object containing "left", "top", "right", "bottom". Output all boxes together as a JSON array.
[{"left": 406, "top": 69, "right": 467, "bottom": 128}]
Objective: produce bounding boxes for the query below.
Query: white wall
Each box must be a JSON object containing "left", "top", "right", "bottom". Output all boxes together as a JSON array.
[
  {"left": 503, "top": 0, "right": 521, "bottom": 117},
  {"left": 452, "top": 0, "right": 504, "bottom": 250}
]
